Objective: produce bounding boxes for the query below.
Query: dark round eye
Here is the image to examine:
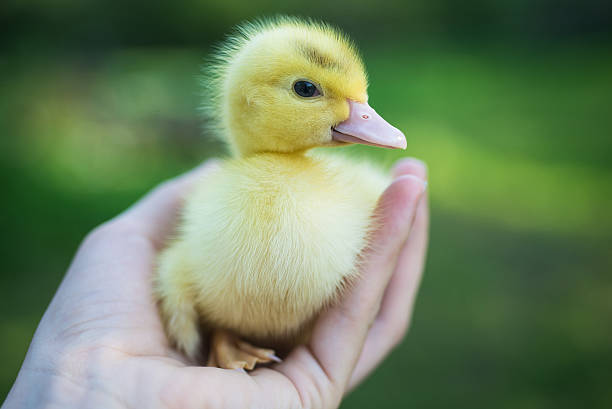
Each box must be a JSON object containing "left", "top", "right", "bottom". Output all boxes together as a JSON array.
[{"left": 293, "top": 80, "right": 320, "bottom": 98}]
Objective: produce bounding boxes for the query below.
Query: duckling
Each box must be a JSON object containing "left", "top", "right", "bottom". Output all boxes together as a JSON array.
[{"left": 154, "top": 17, "right": 406, "bottom": 370}]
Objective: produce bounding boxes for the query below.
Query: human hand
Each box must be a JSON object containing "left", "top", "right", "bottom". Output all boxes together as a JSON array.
[{"left": 2, "top": 158, "right": 428, "bottom": 409}]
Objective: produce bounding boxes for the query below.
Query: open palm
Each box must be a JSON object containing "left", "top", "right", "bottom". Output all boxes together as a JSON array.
[{"left": 3, "top": 158, "right": 428, "bottom": 409}]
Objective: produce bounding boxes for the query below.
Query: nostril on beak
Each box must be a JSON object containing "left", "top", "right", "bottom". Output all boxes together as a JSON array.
[{"left": 361, "top": 114, "right": 369, "bottom": 120}]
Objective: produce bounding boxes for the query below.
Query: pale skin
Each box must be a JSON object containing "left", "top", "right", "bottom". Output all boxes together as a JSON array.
[{"left": 2, "top": 157, "right": 429, "bottom": 409}]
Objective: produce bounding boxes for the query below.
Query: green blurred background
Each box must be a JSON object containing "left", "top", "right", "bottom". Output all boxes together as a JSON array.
[{"left": 2, "top": 0, "right": 612, "bottom": 407}]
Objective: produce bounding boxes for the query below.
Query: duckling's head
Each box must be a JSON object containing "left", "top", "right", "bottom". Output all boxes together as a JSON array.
[{"left": 204, "top": 17, "right": 406, "bottom": 156}]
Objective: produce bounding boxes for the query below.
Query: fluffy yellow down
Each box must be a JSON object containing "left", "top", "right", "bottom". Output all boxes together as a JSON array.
[{"left": 155, "top": 17, "right": 390, "bottom": 359}]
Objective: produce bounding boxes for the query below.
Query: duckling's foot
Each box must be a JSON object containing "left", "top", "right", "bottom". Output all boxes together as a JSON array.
[{"left": 206, "top": 329, "right": 281, "bottom": 370}]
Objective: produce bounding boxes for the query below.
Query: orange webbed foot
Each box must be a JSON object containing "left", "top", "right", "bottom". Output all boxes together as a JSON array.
[{"left": 207, "top": 329, "right": 281, "bottom": 370}]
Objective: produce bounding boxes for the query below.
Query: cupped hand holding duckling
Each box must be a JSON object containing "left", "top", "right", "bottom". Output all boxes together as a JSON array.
[
  {"left": 155, "top": 17, "right": 416, "bottom": 371},
  {"left": 3, "top": 157, "right": 428, "bottom": 409}
]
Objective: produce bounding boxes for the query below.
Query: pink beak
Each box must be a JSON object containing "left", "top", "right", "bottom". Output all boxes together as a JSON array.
[{"left": 332, "top": 100, "right": 406, "bottom": 149}]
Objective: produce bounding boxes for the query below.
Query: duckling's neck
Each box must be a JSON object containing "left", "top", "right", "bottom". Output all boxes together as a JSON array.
[
  {"left": 227, "top": 127, "right": 321, "bottom": 158},
  {"left": 235, "top": 151, "right": 324, "bottom": 179},
  {"left": 235, "top": 148, "right": 311, "bottom": 160}
]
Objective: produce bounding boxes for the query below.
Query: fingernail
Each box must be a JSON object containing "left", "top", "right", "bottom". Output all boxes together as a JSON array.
[{"left": 393, "top": 174, "right": 427, "bottom": 193}]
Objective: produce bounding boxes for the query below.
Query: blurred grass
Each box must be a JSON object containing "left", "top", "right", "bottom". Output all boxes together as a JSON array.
[{"left": 1, "top": 43, "right": 611, "bottom": 407}]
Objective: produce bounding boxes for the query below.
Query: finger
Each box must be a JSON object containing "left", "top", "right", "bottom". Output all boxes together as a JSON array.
[
  {"left": 275, "top": 174, "right": 427, "bottom": 406},
  {"left": 348, "top": 159, "right": 429, "bottom": 389},
  {"left": 120, "top": 159, "right": 220, "bottom": 248},
  {"left": 166, "top": 367, "right": 306, "bottom": 409},
  {"left": 377, "top": 194, "right": 429, "bottom": 334},
  {"left": 349, "top": 189, "right": 429, "bottom": 390},
  {"left": 114, "top": 359, "right": 298, "bottom": 409}
]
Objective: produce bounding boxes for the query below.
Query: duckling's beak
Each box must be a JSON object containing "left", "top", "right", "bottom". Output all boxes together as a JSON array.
[{"left": 332, "top": 100, "right": 407, "bottom": 149}]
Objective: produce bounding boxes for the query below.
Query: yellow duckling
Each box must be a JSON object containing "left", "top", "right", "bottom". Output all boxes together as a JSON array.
[{"left": 155, "top": 17, "right": 406, "bottom": 370}]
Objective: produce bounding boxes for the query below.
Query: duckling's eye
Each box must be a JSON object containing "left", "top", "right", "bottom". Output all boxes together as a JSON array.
[{"left": 293, "top": 81, "right": 320, "bottom": 98}]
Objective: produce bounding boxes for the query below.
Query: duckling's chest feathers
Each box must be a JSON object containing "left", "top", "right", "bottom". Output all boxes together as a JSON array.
[{"left": 180, "top": 153, "right": 387, "bottom": 341}]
